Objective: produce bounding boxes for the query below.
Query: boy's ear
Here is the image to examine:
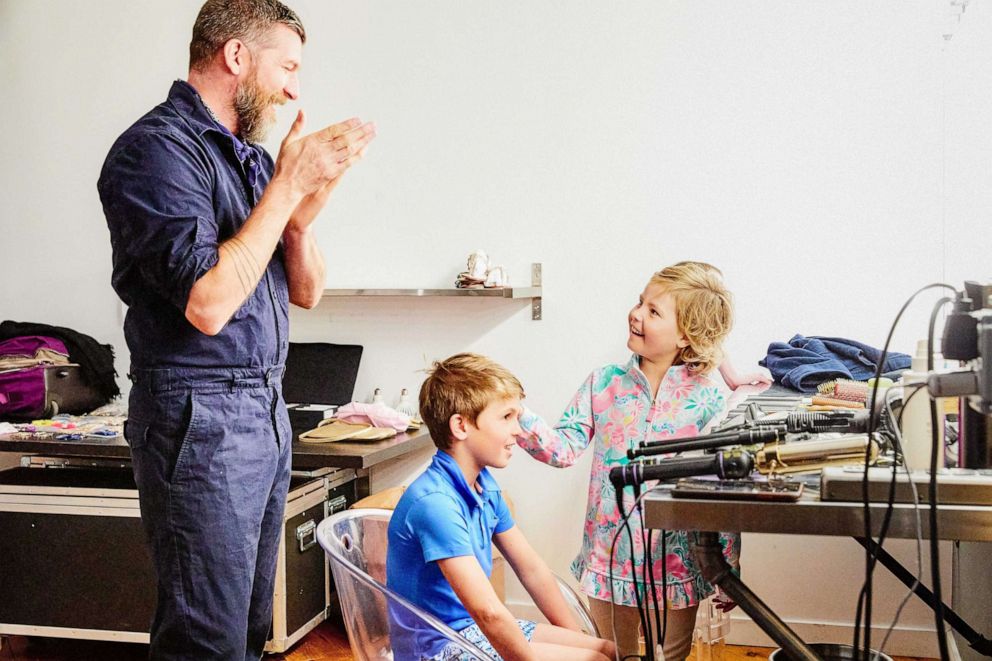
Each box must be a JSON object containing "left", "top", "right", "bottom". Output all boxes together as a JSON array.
[
  {"left": 676, "top": 331, "right": 690, "bottom": 349},
  {"left": 449, "top": 413, "right": 470, "bottom": 441}
]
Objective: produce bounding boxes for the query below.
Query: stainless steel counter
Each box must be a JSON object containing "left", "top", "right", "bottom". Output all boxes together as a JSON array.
[{"left": 642, "top": 485, "right": 992, "bottom": 542}]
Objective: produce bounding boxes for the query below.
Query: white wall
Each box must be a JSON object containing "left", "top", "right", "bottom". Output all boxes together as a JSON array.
[{"left": 2, "top": 0, "right": 990, "bottom": 656}]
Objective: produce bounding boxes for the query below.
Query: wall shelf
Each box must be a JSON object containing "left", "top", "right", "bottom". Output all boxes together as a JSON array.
[
  {"left": 321, "top": 264, "right": 543, "bottom": 320},
  {"left": 322, "top": 286, "right": 541, "bottom": 298}
]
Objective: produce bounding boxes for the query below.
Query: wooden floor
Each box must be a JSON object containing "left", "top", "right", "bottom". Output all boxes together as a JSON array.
[
  {"left": 0, "top": 618, "right": 352, "bottom": 661},
  {"left": 0, "top": 619, "right": 934, "bottom": 661}
]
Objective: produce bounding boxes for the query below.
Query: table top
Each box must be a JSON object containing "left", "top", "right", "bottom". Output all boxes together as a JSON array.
[
  {"left": 291, "top": 427, "right": 434, "bottom": 469},
  {"left": 0, "top": 432, "right": 131, "bottom": 460},
  {"left": 0, "top": 427, "right": 434, "bottom": 471},
  {"left": 642, "top": 485, "right": 992, "bottom": 543}
]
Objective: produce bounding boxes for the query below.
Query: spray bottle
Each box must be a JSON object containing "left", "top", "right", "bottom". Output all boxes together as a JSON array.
[{"left": 898, "top": 340, "right": 942, "bottom": 470}]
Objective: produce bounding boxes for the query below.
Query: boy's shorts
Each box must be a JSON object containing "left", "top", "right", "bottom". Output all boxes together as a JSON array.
[{"left": 431, "top": 618, "right": 537, "bottom": 661}]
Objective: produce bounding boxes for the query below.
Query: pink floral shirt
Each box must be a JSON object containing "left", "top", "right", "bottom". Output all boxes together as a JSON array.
[{"left": 517, "top": 355, "right": 740, "bottom": 609}]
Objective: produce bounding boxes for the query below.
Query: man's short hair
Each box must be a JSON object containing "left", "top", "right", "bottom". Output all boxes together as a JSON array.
[
  {"left": 189, "top": 0, "right": 306, "bottom": 71},
  {"left": 650, "top": 261, "right": 734, "bottom": 375},
  {"left": 419, "top": 353, "right": 524, "bottom": 450}
]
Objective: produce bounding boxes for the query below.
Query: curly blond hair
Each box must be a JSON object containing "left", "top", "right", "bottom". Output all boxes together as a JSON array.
[
  {"left": 649, "top": 261, "right": 733, "bottom": 374},
  {"left": 419, "top": 353, "right": 525, "bottom": 450}
]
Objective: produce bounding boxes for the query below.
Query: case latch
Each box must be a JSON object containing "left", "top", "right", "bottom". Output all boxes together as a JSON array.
[{"left": 295, "top": 519, "right": 317, "bottom": 553}]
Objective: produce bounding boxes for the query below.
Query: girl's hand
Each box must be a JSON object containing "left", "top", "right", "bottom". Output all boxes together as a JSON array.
[{"left": 724, "top": 370, "right": 772, "bottom": 390}]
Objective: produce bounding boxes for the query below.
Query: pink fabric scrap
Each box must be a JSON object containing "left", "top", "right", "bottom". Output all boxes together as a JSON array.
[{"left": 336, "top": 402, "right": 411, "bottom": 432}]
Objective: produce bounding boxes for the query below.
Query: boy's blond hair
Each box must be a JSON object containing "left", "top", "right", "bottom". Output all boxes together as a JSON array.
[
  {"left": 650, "top": 261, "right": 733, "bottom": 374},
  {"left": 419, "top": 353, "right": 525, "bottom": 450}
]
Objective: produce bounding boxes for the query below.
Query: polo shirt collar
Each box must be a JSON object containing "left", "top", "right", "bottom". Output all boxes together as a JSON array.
[{"left": 432, "top": 449, "right": 500, "bottom": 510}]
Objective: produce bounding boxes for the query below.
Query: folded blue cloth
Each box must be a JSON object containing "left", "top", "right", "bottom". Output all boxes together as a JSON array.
[{"left": 759, "top": 334, "right": 911, "bottom": 393}]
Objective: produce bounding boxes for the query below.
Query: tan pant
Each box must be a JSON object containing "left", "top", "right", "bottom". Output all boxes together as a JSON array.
[{"left": 588, "top": 597, "right": 698, "bottom": 661}]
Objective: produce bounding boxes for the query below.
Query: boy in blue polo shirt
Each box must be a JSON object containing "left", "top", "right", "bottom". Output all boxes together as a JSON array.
[{"left": 387, "top": 353, "right": 615, "bottom": 661}]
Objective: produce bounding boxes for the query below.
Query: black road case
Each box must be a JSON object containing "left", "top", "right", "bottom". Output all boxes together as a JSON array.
[
  {"left": 0, "top": 465, "right": 152, "bottom": 640},
  {"left": 266, "top": 468, "right": 355, "bottom": 653},
  {"left": 0, "top": 463, "right": 356, "bottom": 654}
]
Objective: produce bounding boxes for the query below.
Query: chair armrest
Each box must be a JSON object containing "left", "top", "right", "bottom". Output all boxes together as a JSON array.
[{"left": 554, "top": 574, "right": 600, "bottom": 637}]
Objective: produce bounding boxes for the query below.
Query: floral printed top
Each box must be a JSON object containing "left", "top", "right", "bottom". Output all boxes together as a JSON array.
[{"left": 516, "top": 354, "right": 739, "bottom": 609}]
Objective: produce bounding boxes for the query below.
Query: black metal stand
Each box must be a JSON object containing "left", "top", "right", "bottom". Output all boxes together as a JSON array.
[
  {"left": 690, "top": 531, "right": 821, "bottom": 661},
  {"left": 855, "top": 537, "right": 992, "bottom": 657}
]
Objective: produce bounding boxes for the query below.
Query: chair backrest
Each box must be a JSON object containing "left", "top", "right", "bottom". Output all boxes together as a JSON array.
[{"left": 318, "top": 508, "right": 492, "bottom": 661}]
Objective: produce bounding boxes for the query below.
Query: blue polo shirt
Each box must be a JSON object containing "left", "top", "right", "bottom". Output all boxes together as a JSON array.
[
  {"left": 98, "top": 80, "right": 289, "bottom": 370},
  {"left": 387, "top": 450, "right": 515, "bottom": 656}
]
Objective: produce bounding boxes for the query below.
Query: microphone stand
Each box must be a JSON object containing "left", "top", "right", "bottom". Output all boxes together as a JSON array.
[{"left": 691, "top": 531, "right": 821, "bottom": 661}]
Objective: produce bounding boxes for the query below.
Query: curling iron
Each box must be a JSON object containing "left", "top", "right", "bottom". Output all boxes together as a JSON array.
[{"left": 755, "top": 434, "right": 877, "bottom": 474}]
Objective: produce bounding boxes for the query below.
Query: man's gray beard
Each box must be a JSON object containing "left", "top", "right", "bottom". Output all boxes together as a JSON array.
[{"left": 233, "top": 78, "right": 277, "bottom": 144}]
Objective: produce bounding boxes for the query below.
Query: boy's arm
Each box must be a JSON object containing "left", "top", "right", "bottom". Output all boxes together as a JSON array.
[
  {"left": 437, "top": 555, "right": 539, "bottom": 661},
  {"left": 494, "top": 526, "right": 581, "bottom": 631},
  {"left": 515, "top": 371, "right": 597, "bottom": 468}
]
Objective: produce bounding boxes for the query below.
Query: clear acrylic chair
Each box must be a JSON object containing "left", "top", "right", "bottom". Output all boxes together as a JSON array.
[{"left": 317, "top": 508, "right": 598, "bottom": 661}]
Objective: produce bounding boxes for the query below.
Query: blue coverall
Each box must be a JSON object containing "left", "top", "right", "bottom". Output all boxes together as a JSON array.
[{"left": 99, "top": 80, "right": 292, "bottom": 661}]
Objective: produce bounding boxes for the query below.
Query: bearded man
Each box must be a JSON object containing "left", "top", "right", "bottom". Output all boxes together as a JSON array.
[{"left": 98, "top": 1, "right": 375, "bottom": 658}]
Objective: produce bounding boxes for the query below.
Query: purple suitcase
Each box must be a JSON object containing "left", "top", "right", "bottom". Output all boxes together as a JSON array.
[{"left": 0, "top": 336, "right": 101, "bottom": 419}]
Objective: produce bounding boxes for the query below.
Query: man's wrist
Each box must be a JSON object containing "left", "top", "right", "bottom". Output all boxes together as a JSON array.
[
  {"left": 283, "top": 224, "right": 314, "bottom": 243},
  {"left": 264, "top": 175, "right": 306, "bottom": 210}
]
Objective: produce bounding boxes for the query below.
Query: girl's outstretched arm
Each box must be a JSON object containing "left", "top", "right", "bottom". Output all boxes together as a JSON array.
[
  {"left": 719, "top": 357, "right": 772, "bottom": 390},
  {"left": 515, "top": 371, "right": 596, "bottom": 468}
]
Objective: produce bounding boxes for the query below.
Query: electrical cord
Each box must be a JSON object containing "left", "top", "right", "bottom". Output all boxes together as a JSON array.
[
  {"left": 609, "top": 485, "right": 656, "bottom": 661},
  {"left": 644, "top": 525, "right": 661, "bottom": 656},
  {"left": 922, "top": 295, "right": 954, "bottom": 661},
  {"left": 877, "top": 386, "right": 926, "bottom": 653},
  {"left": 639, "top": 506, "right": 654, "bottom": 656},
  {"left": 853, "top": 383, "right": 926, "bottom": 659},
  {"left": 862, "top": 385, "right": 924, "bottom": 587},
  {"left": 626, "top": 497, "right": 650, "bottom": 659},
  {"left": 607, "top": 485, "right": 679, "bottom": 661},
  {"left": 660, "top": 530, "right": 669, "bottom": 654},
  {"left": 855, "top": 282, "right": 956, "bottom": 661},
  {"left": 610, "top": 487, "right": 628, "bottom": 660}
]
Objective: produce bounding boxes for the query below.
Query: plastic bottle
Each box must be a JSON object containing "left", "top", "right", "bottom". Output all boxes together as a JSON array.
[
  {"left": 396, "top": 388, "right": 418, "bottom": 417},
  {"left": 691, "top": 595, "right": 729, "bottom": 661},
  {"left": 898, "top": 340, "right": 941, "bottom": 470},
  {"left": 635, "top": 596, "right": 730, "bottom": 661}
]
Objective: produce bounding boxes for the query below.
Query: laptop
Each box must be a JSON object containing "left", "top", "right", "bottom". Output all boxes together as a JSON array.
[{"left": 283, "top": 342, "right": 363, "bottom": 437}]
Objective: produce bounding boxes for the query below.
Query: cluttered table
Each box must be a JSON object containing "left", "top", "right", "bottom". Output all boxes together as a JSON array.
[
  {"left": 0, "top": 419, "right": 434, "bottom": 471},
  {"left": 639, "top": 382, "right": 992, "bottom": 541},
  {"left": 634, "top": 378, "right": 992, "bottom": 661},
  {"left": 640, "top": 381, "right": 992, "bottom": 542},
  {"left": 0, "top": 416, "right": 130, "bottom": 462}
]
